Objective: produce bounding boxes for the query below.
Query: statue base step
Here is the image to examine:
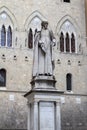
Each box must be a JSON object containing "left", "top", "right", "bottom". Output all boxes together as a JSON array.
[{"left": 31, "top": 75, "right": 56, "bottom": 90}]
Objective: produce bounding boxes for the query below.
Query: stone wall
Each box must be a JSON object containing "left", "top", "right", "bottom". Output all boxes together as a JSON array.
[
  {"left": 85, "top": 0, "right": 87, "bottom": 36},
  {"left": 0, "top": 92, "right": 27, "bottom": 129},
  {"left": 0, "top": 92, "right": 87, "bottom": 130},
  {"left": 61, "top": 94, "right": 87, "bottom": 130}
]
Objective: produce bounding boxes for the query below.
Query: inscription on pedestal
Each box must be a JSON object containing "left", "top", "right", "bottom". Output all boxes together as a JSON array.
[{"left": 39, "top": 102, "right": 55, "bottom": 130}]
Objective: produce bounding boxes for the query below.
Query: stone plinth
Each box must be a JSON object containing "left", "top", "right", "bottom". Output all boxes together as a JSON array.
[
  {"left": 24, "top": 76, "right": 64, "bottom": 130},
  {"left": 31, "top": 76, "right": 56, "bottom": 89}
]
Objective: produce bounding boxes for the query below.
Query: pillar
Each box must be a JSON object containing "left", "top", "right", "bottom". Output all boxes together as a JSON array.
[
  {"left": 27, "top": 103, "right": 30, "bottom": 130},
  {"left": 56, "top": 101, "right": 61, "bottom": 130},
  {"left": 33, "top": 101, "right": 39, "bottom": 130}
]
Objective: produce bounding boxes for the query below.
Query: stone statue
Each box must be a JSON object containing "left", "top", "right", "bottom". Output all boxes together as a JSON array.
[{"left": 33, "top": 21, "right": 56, "bottom": 77}]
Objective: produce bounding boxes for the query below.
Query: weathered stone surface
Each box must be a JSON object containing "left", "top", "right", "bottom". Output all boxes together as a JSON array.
[{"left": 0, "top": 92, "right": 27, "bottom": 129}]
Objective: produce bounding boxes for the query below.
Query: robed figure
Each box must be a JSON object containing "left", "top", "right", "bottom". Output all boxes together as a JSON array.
[{"left": 33, "top": 21, "right": 56, "bottom": 77}]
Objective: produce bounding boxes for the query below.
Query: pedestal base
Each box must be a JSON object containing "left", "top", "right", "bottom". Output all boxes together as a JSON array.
[
  {"left": 24, "top": 89, "right": 64, "bottom": 130},
  {"left": 24, "top": 76, "right": 63, "bottom": 130}
]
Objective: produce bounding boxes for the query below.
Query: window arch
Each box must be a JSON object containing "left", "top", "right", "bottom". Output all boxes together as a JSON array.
[
  {"left": 71, "top": 33, "right": 75, "bottom": 53},
  {"left": 0, "top": 69, "right": 6, "bottom": 87},
  {"left": 7, "top": 26, "right": 12, "bottom": 47},
  {"left": 28, "top": 28, "right": 33, "bottom": 49},
  {"left": 27, "top": 16, "right": 42, "bottom": 49},
  {"left": 59, "top": 21, "right": 76, "bottom": 53},
  {"left": 1, "top": 25, "right": 6, "bottom": 46},
  {"left": 60, "top": 32, "right": 64, "bottom": 52},
  {"left": 66, "top": 73, "right": 72, "bottom": 91},
  {"left": 66, "top": 33, "right": 70, "bottom": 52},
  {"left": 0, "top": 11, "right": 14, "bottom": 47}
]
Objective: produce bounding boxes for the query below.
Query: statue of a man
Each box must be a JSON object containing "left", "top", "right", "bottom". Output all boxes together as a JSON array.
[{"left": 33, "top": 21, "right": 56, "bottom": 77}]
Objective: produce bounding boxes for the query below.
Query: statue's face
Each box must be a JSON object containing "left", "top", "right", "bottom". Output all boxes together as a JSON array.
[
  {"left": 44, "top": 23, "right": 48, "bottom": 30},
  {"left": 41, "top": 22, "right": 48, "bottom": 30}
]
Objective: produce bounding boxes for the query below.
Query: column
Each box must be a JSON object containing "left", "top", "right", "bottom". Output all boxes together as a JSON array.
[
  {"left": 64, "top": 34, "right": 66, "bottom": 53},
  {"left": 33, "top": 30, "right": 34, "bottom": 49},
  {"left": 70, "top": 35, "right": 71, "bottom": 53},
  {"left": 27, "top": 103, "right": 30, "bottom": 130},
  {"left": 0, "top": 28, "right": 1, "bottom": 47},
  {"left": 6, "top": 28, "right": 8, "bottom": 47},
  {"left": 56, "top": 101, "right": 61, "bottom": 130},
  {"left": 75, "top": 37, "right": 77, "bottom": 53},
  {"left": 58, "top": 35, "right": 60, "bottom": 52},
  {"left": 33, "top": 101, "right": 38, "bottom": 130}
]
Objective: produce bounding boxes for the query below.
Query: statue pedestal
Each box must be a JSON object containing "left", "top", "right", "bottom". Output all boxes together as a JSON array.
[
  {"left": 24, "top": 76, "right": 63, "bottom": 130},
  {"left": 31, "top": 76, "right": 56, "bottom": 89}
]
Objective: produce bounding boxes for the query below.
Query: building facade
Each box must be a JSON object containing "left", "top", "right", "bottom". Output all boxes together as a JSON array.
[{"left": 0, "top": 0, "right": 87, "bottom": 129}]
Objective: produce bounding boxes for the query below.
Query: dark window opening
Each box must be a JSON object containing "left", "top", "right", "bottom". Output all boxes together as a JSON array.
[
  {"left": 60, "top": 32, "right": 64, "bottom": 52},
  {"left": 71, "top": 33, "right": 75, "bottom": 53},
  {"left": 1, "top": 25, "right": 6, "bottom": 46},
  {"left": 66, "top": 33, "right": 70, "bottom": 52},
  {"left": 7, "top": 26, "right": 12, "bottom": 47},
  {"left": 2, "top": 54, "right": 5, "bottom": 59},
  {"left": 63, "top": 0, "right": 70, "bottom": 3},
  {"left": 28, "top": 28, "right": 33, "bottom": 49},
  {"left": 66, "top": 73, "right": 72, "bottom": 91},
  {"left": 0, "top": 69, "right": 6, "bottom": 87}
]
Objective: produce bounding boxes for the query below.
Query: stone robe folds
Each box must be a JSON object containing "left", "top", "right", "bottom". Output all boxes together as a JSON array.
[{"left": 33, "top": 29, "right": 55, "bottom": 77}]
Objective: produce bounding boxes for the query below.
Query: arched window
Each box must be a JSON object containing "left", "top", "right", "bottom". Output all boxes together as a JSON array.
[
  {"left": 71, "top": 33, "right": 75, "bottom": 53},
  {"left": 7, "top": 26, "right": 12, "bottom": 47},
  {"left": 0, "top": 69, "right": 6, "bottom": 87},
  {"left": 28, "top": 28, "right": 33, "bottom": 49},
  {"left": 60, "top": 32, "right": 64, "bottom": 52},
  {"left": 59, "top": 21, "right": 76, "bottom": 53},
  {"left": 1, "top": 25, "right": 6, "bottom": 46},
  {"left": 66, "top": 33, "right": 70, "bottom": 52},
  {"left": 66, "top": 73, "right": 72, "bottom": 91}
]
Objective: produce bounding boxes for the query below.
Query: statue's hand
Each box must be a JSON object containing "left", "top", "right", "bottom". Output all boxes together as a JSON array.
[
  {"left": 39, "top": 40, "right": 42, "bottom": 44},
  {"left": 52, "top": 38, "right": 56, "bottom": 46},
  {"left": 38, "top": 40, "right": 43, "bottom": 46},
  {"left": 38, "top": 40, "right": 47, "bottom": 53}
]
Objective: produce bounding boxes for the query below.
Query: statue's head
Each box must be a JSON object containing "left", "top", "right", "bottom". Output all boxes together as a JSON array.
[{"left": 41, "top": 21, "right": 48, "bottom": 30}]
